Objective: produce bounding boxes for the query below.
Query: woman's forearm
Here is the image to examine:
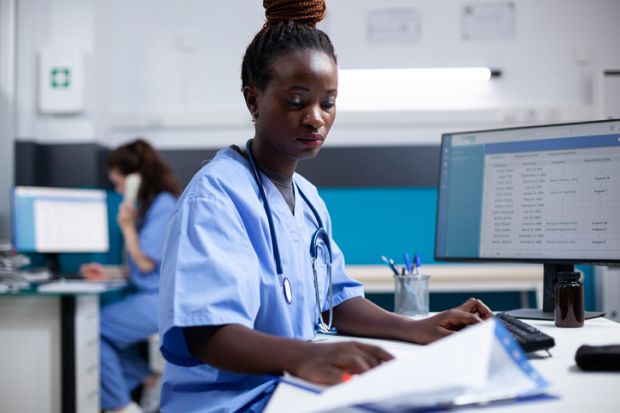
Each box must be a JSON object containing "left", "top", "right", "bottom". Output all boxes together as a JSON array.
[
  {"left": 331, "top": 297, "right": 417, "bottom": 342},
  {"left": 122, "top": 227, "right": 156, "bottom": 273},
  {"left": 183, "top": 324, "right": 310, "bottom": 375},
  {"left": 332, "top": 296, "right": 492, "bottom": 345}
]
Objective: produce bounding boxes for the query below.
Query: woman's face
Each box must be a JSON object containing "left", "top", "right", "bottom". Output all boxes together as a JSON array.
[
  {"left": 248, "top": 49, "right": 338, "bottom": 175},
  {"left": 108, "top": 168, "right": 125, "bottom": 194}
]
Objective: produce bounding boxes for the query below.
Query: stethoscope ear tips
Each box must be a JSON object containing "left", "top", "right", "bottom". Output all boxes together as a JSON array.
[
  {"left": 309, "top": 227, "right": 331, "bottom": 259},
  {"left": 317, "top": 324, "right": 337, "bottom": 335}
]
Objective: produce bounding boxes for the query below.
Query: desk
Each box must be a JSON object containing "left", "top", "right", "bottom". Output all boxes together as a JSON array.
[
  {"left": 0, "top": 283, "right": 127, "bottom": 413},
  {"left": 347, "top": 264, "right": 544, "bottom": 308},
  {"left": 266, "top": 317, "right": 620, "bottom": 413}
]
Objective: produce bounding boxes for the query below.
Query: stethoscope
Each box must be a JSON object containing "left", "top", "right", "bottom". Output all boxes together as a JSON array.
[{"left": 245, "top": 140, "right": 335, "bottom": 334}]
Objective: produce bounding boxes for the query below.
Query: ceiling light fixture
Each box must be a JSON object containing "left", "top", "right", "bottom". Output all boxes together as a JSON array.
[{"left": 339, "top": 67, "right": 502, "bottom": 83}]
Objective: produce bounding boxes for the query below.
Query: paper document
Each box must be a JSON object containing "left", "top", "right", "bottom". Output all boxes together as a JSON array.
[
  {"left": 270, "top": 319, "right": 550, "bottom": 413},
  {"left": 38, "top": 279, "right": 127, "bottom": 293},
  {"left": 19, "top": 268, "right": 52, "bottom": 282}
]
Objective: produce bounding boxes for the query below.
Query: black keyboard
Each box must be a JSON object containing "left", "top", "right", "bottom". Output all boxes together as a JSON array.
[{"left": 495, "top": 312, "right": 555, "bottom": 353}]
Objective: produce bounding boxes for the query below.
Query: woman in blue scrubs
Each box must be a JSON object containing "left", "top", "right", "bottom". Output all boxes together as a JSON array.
[
  {"left": 159, "top": 1, "right": 493, "bottom": 412},
  {"left": 82, "top": 139, "right": 179, "bottom": 413}
]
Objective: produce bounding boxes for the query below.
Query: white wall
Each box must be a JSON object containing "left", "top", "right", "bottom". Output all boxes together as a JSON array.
[
  {"left": 0, "top": 0, "right": 15, "bottom": 239},
  {"left": 15, "top": 0, "right": 96, "bottom": 142},
  {"left": 14, "top": 0, "right": 620, "bottom": 149}
]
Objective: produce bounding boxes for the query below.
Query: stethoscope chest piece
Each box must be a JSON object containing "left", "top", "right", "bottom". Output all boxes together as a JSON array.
[{"left": 282, "top": 277, "right": 293, "bottom": 304}]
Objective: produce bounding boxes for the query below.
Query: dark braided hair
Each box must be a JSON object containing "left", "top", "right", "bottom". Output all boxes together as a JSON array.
[
  {"left": 107, "top": 139, "right": 180, "bottom": 219},
  {"left": 241, "top": 0, "right": 337, "bottom": 91}
]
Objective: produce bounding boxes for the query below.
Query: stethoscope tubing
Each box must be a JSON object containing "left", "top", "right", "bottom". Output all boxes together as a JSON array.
[
  {"left": 245, "top": 141, "right": 285, "bottom": 277},
  {"left": 245, "top": 140, "right": 335, "bottom": 333}
]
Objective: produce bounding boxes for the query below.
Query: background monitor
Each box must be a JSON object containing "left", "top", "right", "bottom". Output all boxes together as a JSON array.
[
  {"left": 12, "top": 186, "right": 109, "bottom": 258},
  {"left": 435, "top": 119, "right": 620, "bottom": 318}
]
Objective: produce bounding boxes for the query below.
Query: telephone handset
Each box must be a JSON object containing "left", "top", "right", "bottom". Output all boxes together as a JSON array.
[{"left": 124, "top": 173, "right": 142, "bottom": 207}]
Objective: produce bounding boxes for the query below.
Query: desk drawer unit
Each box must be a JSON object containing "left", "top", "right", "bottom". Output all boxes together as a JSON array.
[
  {"left": 66, "top": 295, "right": 100, "bottom": 413},
  {"left": 77, "top": 295, "right": 100, "bottom": 412}
]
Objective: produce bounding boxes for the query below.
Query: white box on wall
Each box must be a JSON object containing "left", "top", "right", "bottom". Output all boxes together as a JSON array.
[{"left": 38, "top": 49, "right": 85, "bottom": 114}]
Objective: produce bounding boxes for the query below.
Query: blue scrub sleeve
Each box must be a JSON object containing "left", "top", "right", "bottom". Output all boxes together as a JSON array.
[
  {"left": 139, "top": 192, "right": 177, "bottom": 264},
  {"left": 159, "top": 194, "right": 262, "bottom": 367}
]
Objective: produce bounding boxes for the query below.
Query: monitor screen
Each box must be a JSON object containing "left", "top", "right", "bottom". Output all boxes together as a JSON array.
[
  {"left": 435, "top": 119, "right": 620, "bottom": 317},
  {"left": 435, "top": 119, "right": 620, "bottom": 265},
  {"left": 12, "top": 186, "right": 109, "bottom": 253}
]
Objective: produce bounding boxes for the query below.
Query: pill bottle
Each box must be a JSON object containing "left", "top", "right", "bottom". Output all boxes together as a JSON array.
[{"left": 554, "top": 271, "right": 584, "bottom": 328}]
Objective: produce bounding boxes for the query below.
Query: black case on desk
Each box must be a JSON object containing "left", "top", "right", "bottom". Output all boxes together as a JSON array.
[{"left": 575, "top": 344, "right": 620, "bottom": 371}]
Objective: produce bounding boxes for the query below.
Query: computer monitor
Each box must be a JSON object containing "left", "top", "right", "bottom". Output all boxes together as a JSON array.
[
  {"left": 435, "top": 119, "right": 620, "bottom": 318},
  {"left": 12, "top": 186, "right": 109, "bottom": 272}
]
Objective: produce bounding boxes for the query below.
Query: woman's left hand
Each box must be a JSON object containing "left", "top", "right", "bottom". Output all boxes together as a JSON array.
[
  {"left": 80, "top": 262, "right": 108, "bottom": 281},
  {"left": 410, "top": 298, "right": 493, "bottom": 344},
  {"left": 117, "top": 202, "right": 137, "bottom": 231}
]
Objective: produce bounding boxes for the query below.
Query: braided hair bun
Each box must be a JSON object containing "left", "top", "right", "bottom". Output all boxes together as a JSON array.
[
  {"left": 242, "top": 0, "right": 336, "bottom": 90},
  {"left": 264, "top": 0, "right": 326, "bottom": 28}
]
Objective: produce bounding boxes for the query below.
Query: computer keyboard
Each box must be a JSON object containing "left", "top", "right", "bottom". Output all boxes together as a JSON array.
[{"left": 495, "top": 312, "right": 555, "bottom": 353}]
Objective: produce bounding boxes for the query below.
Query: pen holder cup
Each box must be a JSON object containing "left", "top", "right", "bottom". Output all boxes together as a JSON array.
[{"left": 394, "top": 273, "right": 430, "bottom": 318}]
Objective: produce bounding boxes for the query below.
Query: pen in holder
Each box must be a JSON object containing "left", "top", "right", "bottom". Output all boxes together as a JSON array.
[{"left": 394, "top": 272, "right": 430, "bottom": 318}]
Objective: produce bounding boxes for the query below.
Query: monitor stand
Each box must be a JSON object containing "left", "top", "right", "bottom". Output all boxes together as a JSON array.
[
  {"left": 506, "top": 263, "right": 606, "bottom": 320},
  {"left": 44, "top": 253, "right": 61, "bottom": 277}
]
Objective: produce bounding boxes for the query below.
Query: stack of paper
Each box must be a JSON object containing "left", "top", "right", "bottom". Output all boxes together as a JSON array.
[
  {"left": 270, "top": 319, "right": 551, "bottom": 412},
  {"left": 38, "top": 279, "right": 126, "bottom": 293}
]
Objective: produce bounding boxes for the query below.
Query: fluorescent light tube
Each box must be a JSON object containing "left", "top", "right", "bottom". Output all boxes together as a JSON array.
[{"left": 339, "top": 67, "right": 499, "bottom": 83}]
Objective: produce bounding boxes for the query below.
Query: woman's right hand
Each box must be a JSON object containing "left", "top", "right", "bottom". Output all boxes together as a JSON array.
[
  {"left": 117, "top": 202, "right": 137, "bottom": 232},
  {"left": 288, "top": 341, "right": 394, "bottom": 385},
  {"left": 80, "top": 263, "right": 108, "bottom": 281}
]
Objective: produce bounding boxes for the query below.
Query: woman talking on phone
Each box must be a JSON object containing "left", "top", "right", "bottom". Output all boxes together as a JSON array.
[{"left": 81, "top": 139, "right": 179, "bottom": 413}]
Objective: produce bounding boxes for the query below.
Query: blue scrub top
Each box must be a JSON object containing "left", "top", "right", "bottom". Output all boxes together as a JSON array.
[
  {"left": 159, "top": 148, "right": 364, "bottom": 413},
  {"left": 128, "top": 191, "right": 177, "bottom": 291}
]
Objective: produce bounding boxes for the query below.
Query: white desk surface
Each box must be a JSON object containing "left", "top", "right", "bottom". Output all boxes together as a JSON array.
[{"left": 266, "top": 317, "right": 620, "bottom": 413}]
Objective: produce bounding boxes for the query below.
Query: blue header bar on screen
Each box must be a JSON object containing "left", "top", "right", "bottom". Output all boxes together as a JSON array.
[{"left": 485, "top": 134, "right": 620, "bottom": 154}]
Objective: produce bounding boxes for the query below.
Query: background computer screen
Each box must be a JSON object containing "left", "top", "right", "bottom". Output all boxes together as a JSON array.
[
  {"left": 12, "top": 186, "right": 109, "bottom": 253},
  {"left": 435, "top": 119, "right": 620, "bottom": 264},
  {"left": 435, "top": 119, "right": 620, "bottom": 317}
]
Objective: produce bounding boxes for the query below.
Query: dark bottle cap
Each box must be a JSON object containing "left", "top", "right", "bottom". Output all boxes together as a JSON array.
[{"left": 557, "top": 271, "right": 581, "bottom": 282}]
